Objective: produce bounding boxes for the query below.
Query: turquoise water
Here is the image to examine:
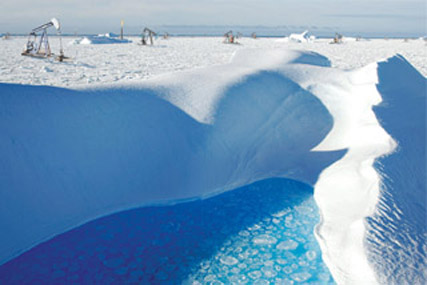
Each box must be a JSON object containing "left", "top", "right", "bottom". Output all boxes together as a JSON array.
[
  {"left": 188, "top": 182, "right": 333, "bottom": 284},
  {"left": 0, "top": 178, "right": 334, "bottom": 284}
]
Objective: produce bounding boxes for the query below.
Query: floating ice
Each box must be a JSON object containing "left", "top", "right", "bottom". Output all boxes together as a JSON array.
[
  {"left": 276, "top": 240, "right": 299, "bottom": 250},
  {"left": 248, "top": 270, "right": 262, "bottom": 279},
  {"left": 252, "top": 235, "right": 278, "bottom": 245},
  {"left": 291, "top": 272, "right": 312, "bottom": 282},
  {"left": 0, "top": 178, "right": 334, "bottom": 284},
  {"left": 188, "top": 191, "right": 333, "bottom": 284},
  {"left": 306, "top": 250, "right": 317, "bottom": 261},
  {"left": 261, "top": 266, "right": 277, "bottom": 278},
  {"left": 219, "top": 256, "right": 238, "bottom": 266}
]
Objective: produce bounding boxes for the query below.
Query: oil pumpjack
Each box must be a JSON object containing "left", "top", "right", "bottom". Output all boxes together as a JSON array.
[
  {"left": 141, "top": 27, "right": 156, "bottom": 45},
  {"left": 223, "top": 31, "right": 241, "bottom": 44},
  {"left": 21, "top": 18, "right": 69, "bottom": 62}
]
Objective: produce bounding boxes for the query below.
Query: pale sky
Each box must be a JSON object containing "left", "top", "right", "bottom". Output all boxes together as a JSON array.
[{"left": 0, "top": 0, "right": 425, "bottom": 36}]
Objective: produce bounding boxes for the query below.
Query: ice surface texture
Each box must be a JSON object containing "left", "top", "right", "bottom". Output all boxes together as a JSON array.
[{"left": 187, "top": 181, "right": 333, "bottom": 284}]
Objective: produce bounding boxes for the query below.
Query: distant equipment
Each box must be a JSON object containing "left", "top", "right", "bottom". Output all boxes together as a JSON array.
[
  {"left": 2, "top": 32, "right": 11, "bottom": 40},
  {"left": 21, "top": 18, "right": 69, "bottom": 62},
  {"left": 331, "top": 33, "right": 343, "bottom": 44},
  {"left": 223, "top": 31, "right": 240, "bottom": 44},
  {"left": 120, "top": 20, "right": 124, "bottom": 40},
  {"left": 141, "top": 27, "right": 156, "bottom": 45}
]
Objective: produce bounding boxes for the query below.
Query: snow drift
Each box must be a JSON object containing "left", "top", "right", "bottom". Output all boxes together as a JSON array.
[
  {"left": 72, "top": 33, "right": 132, "bottom": 45},
  {"left": 0, "top": 48, "right": 425, "bottom": 283},
  {"left": 277, "top": 31, "right": 316, "bottom": 43}
]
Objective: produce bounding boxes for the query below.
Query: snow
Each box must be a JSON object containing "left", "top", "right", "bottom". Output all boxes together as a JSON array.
[
  {"left": 0, "top": 36, "right": 426, "bottom": 284},
  {"left": 0, "top": 37, "right": 426, "bottom": 87},
  {"left": 366, "top": 55, "right": 426, "bottom": 284},
  {"left": 98, "top": 32, "right": 120, "bottom": 38},
  {"left": 279, "top": 31, "right": 316, "bottom": 43},
  {"left": 72, "top": 33, "right": 132, "bottom": 45}
]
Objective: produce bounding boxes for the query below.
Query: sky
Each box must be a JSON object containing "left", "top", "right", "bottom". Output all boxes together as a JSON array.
[{"left": 0, "top": 0, "right": 425, "bottom": 36}]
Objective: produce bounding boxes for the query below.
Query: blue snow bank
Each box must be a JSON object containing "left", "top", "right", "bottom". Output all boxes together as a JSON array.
[
  {"left": 1, "top": 46, "right": 425, "bottom": 283},
  {"left": 0, "top": 51, "right": 345, "bottom": 265},
  {"left": 367, "top": 55, "right": 426, "bottom": 283},
  {"left": 72, "top": 34, "right": 132, "bottom": 45}
]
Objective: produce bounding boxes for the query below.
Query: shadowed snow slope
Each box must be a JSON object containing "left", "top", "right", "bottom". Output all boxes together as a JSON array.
[
  {"left": 0, "top": 50, "right": 343, "bottom": 267},
  {"left": 367, "top": 55, "right": 426, "bottom": 284}
]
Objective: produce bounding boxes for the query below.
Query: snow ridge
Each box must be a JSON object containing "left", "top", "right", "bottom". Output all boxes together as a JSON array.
[{"left": 308, "top": 63, "right": 395, "bottom": 284}]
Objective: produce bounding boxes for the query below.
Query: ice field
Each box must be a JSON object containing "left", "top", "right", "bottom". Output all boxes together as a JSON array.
[
  {"left": 0, "top": 36, "right": 426, "bottom": 87},
  {"left": 0, "top": 35, "right": 426, "bottom": 284}
]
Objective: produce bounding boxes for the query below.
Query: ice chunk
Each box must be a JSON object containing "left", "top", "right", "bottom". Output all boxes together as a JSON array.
[
  {"left": 295, "top": 206, "right": 313, "bottom": 215},
  {"left": 261, "top": 266, "right": 277, "bottom": 278},
  {"left": 248, "top": 224, "right": 261, "bottom": 231},
  {"left": 246, "top": 249, "right": 259, "bottom": 256},
  {"left": 277, "top": 239, "right": 299, "bottom": 250},
  {"left": 253, "top": 280, "right": 269, "bottom": 285},
  {"left": 204, "top": 274, "right": 216, "bottom": 282},
  {"left": 248, "top": 270, "right": 262, "bottom": 279},
  {"left": 291, "top": 272, "right": 311, "bottom": 282},
  {"left": 306, "top": 250, "right": 317, "bottom": 261},
  {"left": 272, "top": 209, "right": 290, "bottom": 218},
  {"left": 282, "top": 266, "right": 293, "bottom": 274},
  {"left": 272, "top": 218, "right": 281, "bottom": 224},
  {"left": 219, "top": 255, "right": 238, "bottom": 266},
  {"left": 253, "top": 235, "right": 277, "bottom": 245}
]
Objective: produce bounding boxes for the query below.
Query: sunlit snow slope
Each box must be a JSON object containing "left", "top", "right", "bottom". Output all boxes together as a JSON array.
[{"left": 0, "top": 48, "right": 425, "bottom": 284}]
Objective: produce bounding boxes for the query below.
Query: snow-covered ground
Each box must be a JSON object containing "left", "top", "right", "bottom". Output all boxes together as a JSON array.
[
  {"left": 0, "top": 36, "right": 426, "bottom": 87},
  {"left": 0, "top": 36, "right": 425, "bottom": 284}
]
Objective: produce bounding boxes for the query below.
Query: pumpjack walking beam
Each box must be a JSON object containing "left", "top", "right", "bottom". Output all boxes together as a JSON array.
[{"left": 22, "top": 18, "right": 67, "bottom": 61}]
